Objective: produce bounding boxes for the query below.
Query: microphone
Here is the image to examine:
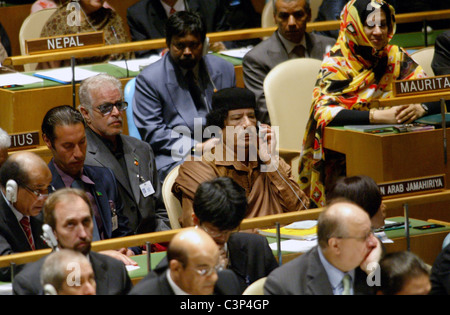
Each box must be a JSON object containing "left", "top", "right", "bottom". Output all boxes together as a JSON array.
[
  {"left": 41, "top": 224, "right": 59, "bottom": 251},
  {"left": 71, "top": 56, "right": 76, "bottom": 109}
]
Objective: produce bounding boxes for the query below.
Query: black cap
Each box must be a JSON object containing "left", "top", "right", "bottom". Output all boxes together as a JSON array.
[{"left": 211, "top": 87, "right": 256, "bottom": 112}]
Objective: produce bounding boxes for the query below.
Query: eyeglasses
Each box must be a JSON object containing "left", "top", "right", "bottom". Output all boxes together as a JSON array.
[
  {"left": 95, "top": 101, "right": 128, "bottom": 116},
  {"left": 336, "top": 229, "right": 375, "bottom": 242},
  {"left": 189, "top": 262, "right": 223, "bottom": 277},
  {"left": 22, "top": 184, "right": 49, "bottom": 200},
  {"left": 199, "top": 224, "right": 234, "bottom": 239}
]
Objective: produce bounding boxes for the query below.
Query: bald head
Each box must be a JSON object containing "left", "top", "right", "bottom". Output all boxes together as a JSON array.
[
  {"left": 168, "top": 227, "right": 220, "bottom": 295},
  {"left": 0, "top": 151, "right": 52, "bottom": 216}
]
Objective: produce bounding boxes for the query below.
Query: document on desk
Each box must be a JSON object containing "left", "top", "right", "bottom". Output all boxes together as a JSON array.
[
  {"left": 126, "top": 265, "right": 140, "bottom": 272},
  {"left": 0, "top": 283, "right": 12, "bottom": 295},
  {"left": 34, "top": 67, "right": 101, "bottom": 84},
  {"left": 219, "top": 47, "right": 252, "bottom": 59},
  {"left": 269, "top": 239, "right": 318, "bottom": 253},
  {"left": 0, "top": 72, "right": 43, "bottom": 87}
]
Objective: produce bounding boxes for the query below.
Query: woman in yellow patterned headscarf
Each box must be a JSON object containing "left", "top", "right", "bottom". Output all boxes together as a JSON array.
[{"left": 299, "top": 0, "right": 433, "bottom": 208}]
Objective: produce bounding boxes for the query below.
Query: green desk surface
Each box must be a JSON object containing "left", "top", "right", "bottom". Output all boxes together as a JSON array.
[
  {"left": 383, "top": 216, "right": 450, "bottom": 239},
  {"left": 128, "top": 251, "right": 166, "bottom": 279},
  {"left": 391, "top": 29, "right": 447, "bottom": 49}
]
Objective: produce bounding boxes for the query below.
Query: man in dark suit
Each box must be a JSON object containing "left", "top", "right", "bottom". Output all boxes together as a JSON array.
[
  {"left": 41, "top": 105, "right": 139, "bottom": 264},
  {"left": 127, "top": 0, "right": 229, "bottom": 58},
  {"left": 191, "top": 177, "right": 279, "bottom": 293},
  {"left": 432, "top": 30, "right": 450, "bottom": 76},
  {"left": 133, "top": 11, "right": 236, "bottom": 182},
  {"left": 129, "top": 227, "right": 241, "bottom": 295},
  {"left": 13, "top": 188, "right": 133, "bottom": 295},
  {"left": 78, "top": 74, "right": 170, "bottom": 233},
  {"left": 0, "top": 152, "right": 52, "bottom": 281},
  {"left": 264, "top": 199, "right": 382, "bottom": 295},
  {"left": 243, "top": 0, "right": 335, "bottom": 124}
]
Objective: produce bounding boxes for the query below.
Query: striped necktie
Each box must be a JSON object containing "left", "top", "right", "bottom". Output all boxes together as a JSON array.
[{"left": 20, "top": 216, "right": 35, "bottom": 250}]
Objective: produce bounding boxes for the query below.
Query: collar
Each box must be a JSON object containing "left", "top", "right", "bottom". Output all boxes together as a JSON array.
[
  {"left": 278, "top": 30, "right": 307, "bottom": 55},
  {"left": 89, "top": 127, "right": 124, "bottom": 155},
  {"left": 181, "top": 63, "right": 200, "bottom": 80},
  {"left": 318, "top": 246, "right": 355, "bottom": 294},
  {"left": 160, "top": 0, "right": 185, "bottom": 17},
  {"left": 51, "top": 160, "right": 95, "bottom": 188},
  {"left": 166, "top": 269, "right": 190, "bottom": 295},
  {"left": 0, "top": 189, "right": 25, "bottom": 221},
  {"left": 213, "top": 141, "right": 260, "bottom": 171}
]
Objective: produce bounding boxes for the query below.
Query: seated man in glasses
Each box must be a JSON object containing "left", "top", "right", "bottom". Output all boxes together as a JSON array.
[
  {"left": 129, "top": 227, "right": 241, "bottom": 295},
  {"left": 78, "top": 74, "right": 170, "bottom": 234},
  {"left": 0, "top": 151, "right": 52, "bottom": 281}
]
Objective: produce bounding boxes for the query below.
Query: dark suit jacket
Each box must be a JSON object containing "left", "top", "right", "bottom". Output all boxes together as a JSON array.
[
  {"left": 0, "top": 194, "right": 48, "bottom": 281},
  {"left": 12, "top": 251, "right": 133, "bottom": 295},
  {"left": 264, "top": 246, "right": 376, "bottom": 295},
  {"left": 227, "top": 232, "right": 278, "bottom": 292},
  {"left": 84, "top": 128, "right": 170, "bottom": 233},
  {"left": 432, "top": 30, "right": 450, "bottom": 76},
  {"left": 48, "top": 161, "right": 133, "bottom": 240},
  {"left": 430, "top": 243, "right": 450, "bottom": 295},
  {"left": 133, "top": 53, "right": 236, "bottom": 181},
  {"left": 127, "top": 0, "right": 228, "bottom": 58},
  {"left": 243, "top": 31, "right": 335, "bottom": 124},
  {"left": 128, "top": 263, "right": 241, "bottom": 295}
]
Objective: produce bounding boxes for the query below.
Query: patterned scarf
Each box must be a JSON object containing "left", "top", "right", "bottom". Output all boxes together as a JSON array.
[{"left": 299, "top": 0, "right": 425, "bottom": 207}]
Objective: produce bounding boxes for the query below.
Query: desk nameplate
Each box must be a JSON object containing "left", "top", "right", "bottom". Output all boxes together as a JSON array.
[
  {"left": 394, "top": 75, "right": 450, "bottom": 97},
  {"left": 25, "top": 31, "right": 104, "bottom": 55},
  {"left": 378, "top": 174, "right": 446, "bottom": 198},
  {"left": 8, "top": 131, "right": 40, "bottom": 150}
]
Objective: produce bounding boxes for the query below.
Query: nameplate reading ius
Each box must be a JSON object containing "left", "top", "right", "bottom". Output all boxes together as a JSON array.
[
  {"left": 394, "top": 75, "right": 450, "bottom": 97},
  {"left": 8, "top": 131, "right": 40, "bottom": 150},
  {"left": 378, "top": 174, "right": 445, "bottom": 198},
  {"left": 25, "top": 31, "right": 104, "bottom": 55}
]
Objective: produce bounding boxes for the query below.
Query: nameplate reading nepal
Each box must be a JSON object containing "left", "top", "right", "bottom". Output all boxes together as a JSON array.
[
  {"left": 25, "top": 31, "right": 104, "bottom": 55},
  {"left": 394, "top": 75, "right": 450, "bottom": 97},
  {"left": 377, "top": 175, "right": 445, "bottom": 198}
]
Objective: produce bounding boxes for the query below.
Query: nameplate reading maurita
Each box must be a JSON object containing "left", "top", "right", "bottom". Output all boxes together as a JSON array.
[{"left": 394, "top": 75, "right": 450, "bottom": 97}]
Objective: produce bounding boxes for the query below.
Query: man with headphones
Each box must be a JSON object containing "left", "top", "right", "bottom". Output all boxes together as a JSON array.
[
  {"left": 133, "top": 10, "right": 236, "bottom": 183},
  {"left": 0, "top": 151, "right": 52, "bottom": 281}
]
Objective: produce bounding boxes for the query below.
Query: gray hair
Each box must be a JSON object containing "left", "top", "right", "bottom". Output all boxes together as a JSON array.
[
  {"left": 272, "top": 0, "right": 311, "bottom": 14},
  {"left": 40, "top": 249, "right": 91, "bottom": 293},
  {"left": 0, "top": 128, "right": 10, "bottom": 149},
  {"left": 78, "top": 73, "right": 123, "bottom": 111}
]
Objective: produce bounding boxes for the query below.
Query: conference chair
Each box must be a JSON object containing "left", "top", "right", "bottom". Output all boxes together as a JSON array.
[
  {"left": 263, "top": 58, "right": 322, "bottom": 178},
  {"left": 19, "top": 8, "right": 57, "bottom": 71},
  {"left": 242, "top": 277, "right": 267, "bottom": 295},
  {"left": 411, "top": 47, "right": 435, "bottom": 77},
  {"left": 162, "top": 164, "right": 182, "bottom": 229},
  {"left": 124, "top": 78, "right": 142, "bottom": 140}
]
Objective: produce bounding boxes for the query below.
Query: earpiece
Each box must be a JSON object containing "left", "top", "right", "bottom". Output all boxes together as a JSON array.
[
  {"left": 43, "top": 284, "right": 58, "bottom": 295},
  {"left": 202, "top": 36, "right": 210, "bottom": 57},
  {"left": 5, "top": 179, "right": 18, "bottom": 203}
]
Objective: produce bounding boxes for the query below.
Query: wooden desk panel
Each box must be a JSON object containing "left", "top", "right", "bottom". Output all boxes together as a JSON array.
[{"left": 324, "top": 127, "right": 449, "bottom": 187}]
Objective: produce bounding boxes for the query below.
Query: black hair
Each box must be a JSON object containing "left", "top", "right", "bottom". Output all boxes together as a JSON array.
[
  {"left": 0, "top": 159, "right": 28, "bottom": 187},
  {"left": 193, "top": 177, "right": 248, "bottom": 231},
  {"left": 326, "top": 175, "right": 382, "bottom": 218},
  {"left": 41, "top": 105, "right": 85, "bottom": 146},
  {"left": 165, "top": 10, "right": 206, "bottom": 47}
]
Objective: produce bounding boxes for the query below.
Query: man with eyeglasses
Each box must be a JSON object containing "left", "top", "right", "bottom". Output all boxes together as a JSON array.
[
  {"left": 41, "top": 105, "right": 139, "bottom": 266},
  {"left": 133, "top": 10, "right": 236, "bottom": 183},
  {"left": 192, "top": 177, "right": 278, "bottom": 293},
  {"left": 0, "top": 152, "right": 52, "bottom": 281},
  {"left": 264, "top": 198, "right": 382, "bottom": 295},
  {"left": 79, "top": 74, "right": 170, "bottom": 234},
  {"left": 129, "top": 227, "right": 241, "bottom": 295}
]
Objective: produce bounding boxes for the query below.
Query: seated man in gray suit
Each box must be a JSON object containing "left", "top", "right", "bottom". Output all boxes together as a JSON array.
[
  {"left": 264, "top": 198, "right": 382, "bottom": 295},
  {"left": 79, "top": 74, "right": 170, "bottom": 233},
  {"left": 243, "top": 0, "right": 335, "bottom": 124},
  {"left": 133, "top": 10, "right": 236, "bottom": 182}
]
